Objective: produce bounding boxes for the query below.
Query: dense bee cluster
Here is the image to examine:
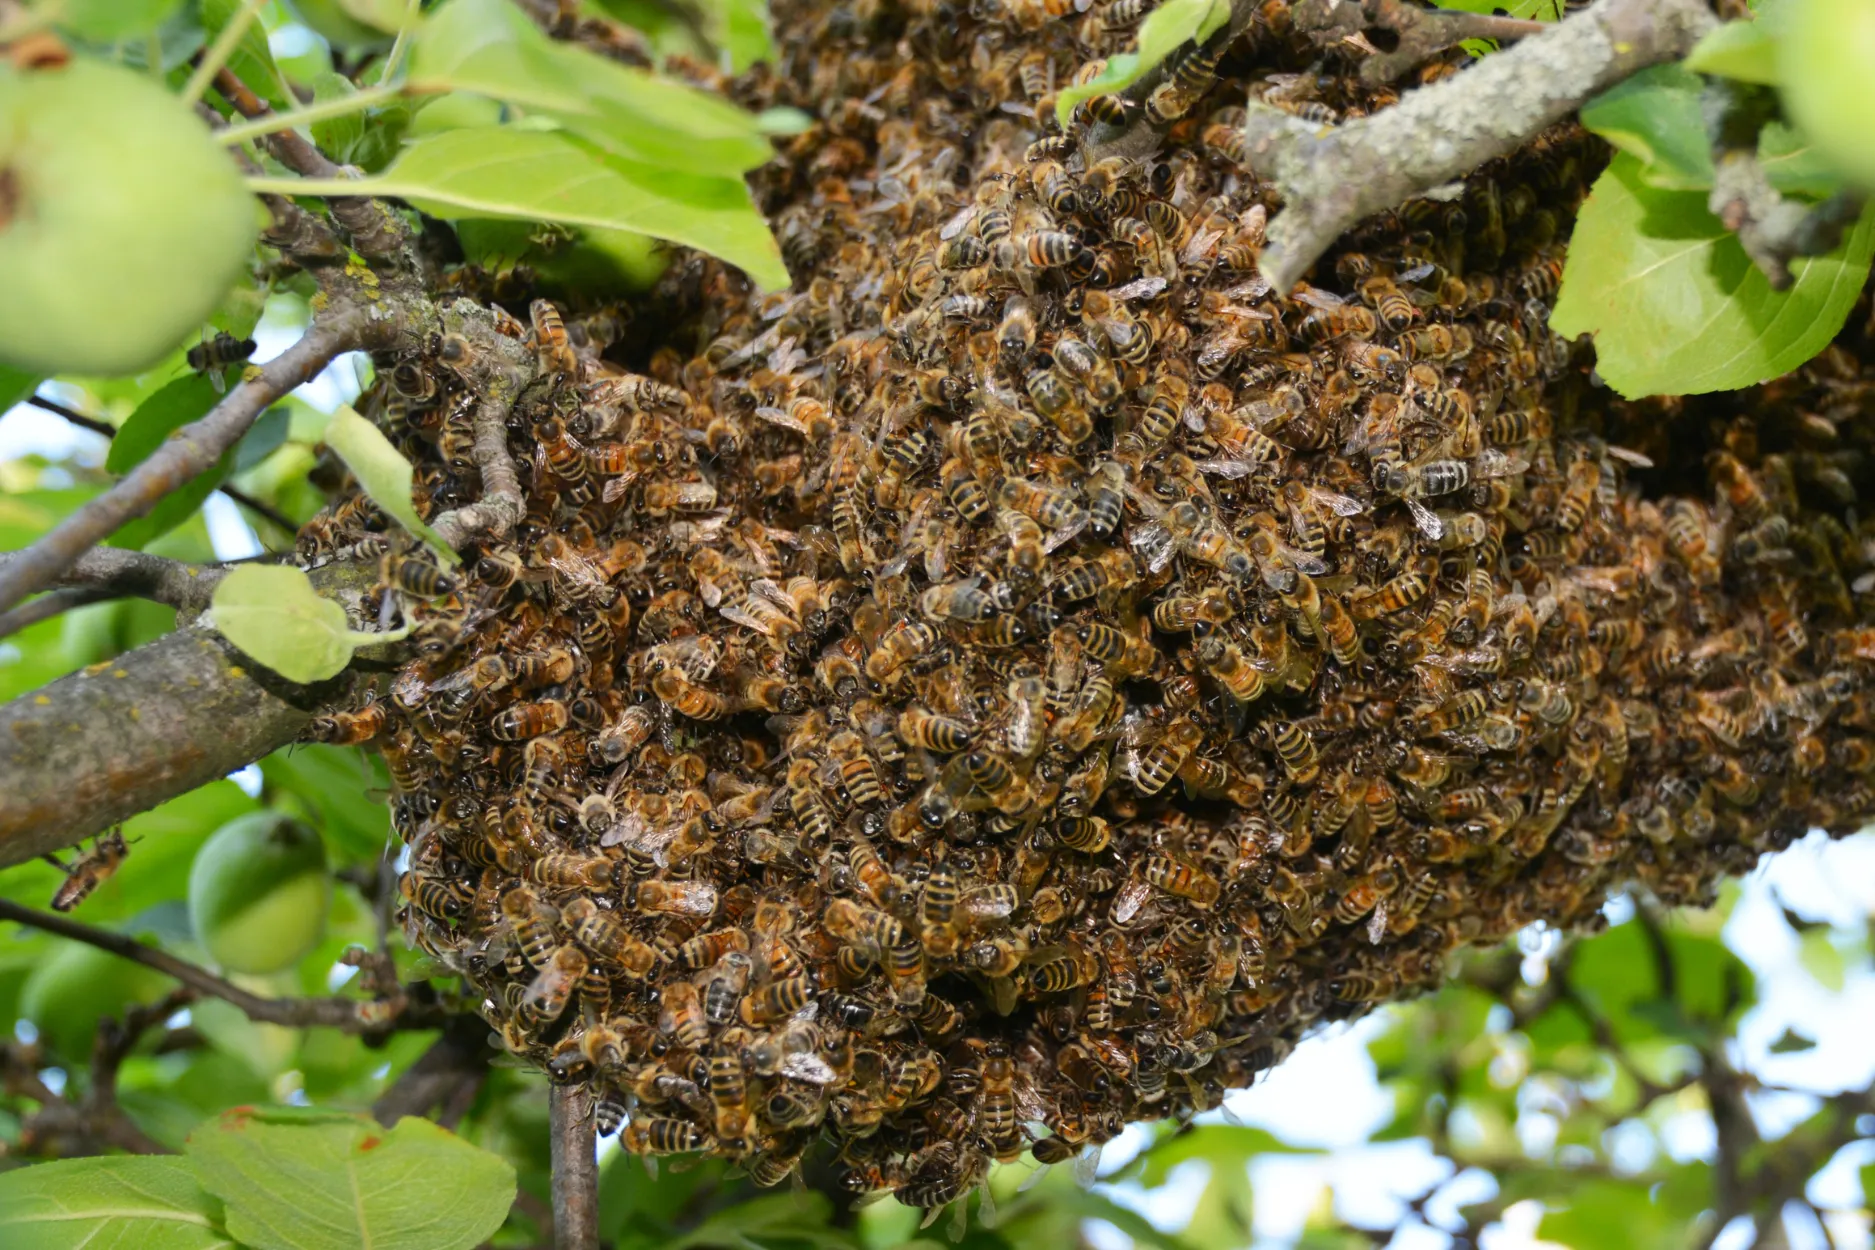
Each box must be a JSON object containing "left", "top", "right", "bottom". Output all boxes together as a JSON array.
[{"left": 295, "top": 0, "right": 1875, "bottom": 1212}]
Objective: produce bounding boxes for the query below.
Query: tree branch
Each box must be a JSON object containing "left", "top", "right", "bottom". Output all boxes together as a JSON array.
[
  {"left": 371, "top": 1014, "right": 493, "bottom": 1129},
  {"left": 0, "top": 315, "right": 361, "bottom": 624},
  {"left": 1291, "top": 0, "right": 1551, "bottom": 85},
  {"left": 26, "top": 394, "right": 115, "bottom": 439},
  {"left": 0, "top": 548, "right": 230, "bottom": 618},
  {"left": 0, "top": 559, "right": 380, "bottom": 866},
  {"left": 0, "top": 899, "right": 447, "bottom": 1034},
  {"left": 212, "top": 67, "right": 415, "bottom": 266},
  {"left": 1232, "top": 0, "right": 1716, "bottom": 292},
  {"left": 430, "top": 304, "right": 536, "bottom": 549},
  {"left": 550, "top": 1084, "right": 600, "bottom": 1250}
]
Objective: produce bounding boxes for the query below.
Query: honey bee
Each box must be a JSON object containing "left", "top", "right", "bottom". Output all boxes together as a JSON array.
[
  {"left": 187, "top": 331, "right": 256, "bottom": 392},
  {"left": 492, "top": 699, "right": 570, "bottom": 742},
  {"left": 562, "top": 896, "right": 660, "bottom": 977},
  {"left": 382, "top": 553, "right": 457, "bottom": 600},
  {"left": 519, "top": 944, "right": 587, "bottom": 1026},
  {"left": 46, "top": 828, "right": 132, "bottom": 912},
  {"left": 622, "top": 1118, "right": 711, "bottom": 1156},
  {"left": 1123, "top": 715, "right": 1204, "bottom": 795}
]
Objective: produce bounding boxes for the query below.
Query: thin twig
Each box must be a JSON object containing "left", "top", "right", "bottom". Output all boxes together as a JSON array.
[
  {"left": 550, "top": 1084, "right": 600, "bottom": 1250},
  {"left": 182, "top": 0, "right": 267, "bottom": 105},
  {"left": 27, "top": 394, "right": 115, "bottom": 439},
  {"left": 0, "top": 316, "right": 358, "bottom": 625},
  {"left": 1227, "top": 0, "right": 1716, "bottom": 291},
  {"left": 0, "top": 587, "right": 119, "bottom": 636},
  {"left": 0, "top": 899, "right": 445, "bottom": 1034},
  {"left": 220, "top": 484, "right": 300, "bottom": 535}
]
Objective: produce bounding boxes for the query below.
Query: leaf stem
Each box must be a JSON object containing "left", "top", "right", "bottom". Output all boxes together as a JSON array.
[
  {"left": 218, "top": 85, "right": 402, "bottom": 147},
  {"left": 245, "top": 175, "right": 385, "bottom": 197},
  {"left": 183, "top": 0, "right": 270, "bottom": 107},
  {"left": 377, "top": 0, "right": 424, "bottom": 86}
]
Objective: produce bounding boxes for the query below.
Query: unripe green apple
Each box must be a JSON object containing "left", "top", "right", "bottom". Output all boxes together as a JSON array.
[
  {"left": 189, "top": 813, "right": 331, "bottom": 975},
  {"left": 1780, "top": 0, "right": 1875, "bottom": 189},
  {"left": 21, "top": 941, "right": 171, "bottom": 1060},
  {"left": 0, "top": 60, "right": 259, "bottom": 376}
]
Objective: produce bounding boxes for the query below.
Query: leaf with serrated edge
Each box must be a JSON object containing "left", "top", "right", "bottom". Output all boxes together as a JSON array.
[
  {"left": 1551, "top": 152, "right": 1875, "bottom": 397},
  {"left": 358, "top": 127, "right": 787, "bottom": 290},
  {"left": 0, "top": 1155, "right": 236, "bottom": 1250},
  {"left": 210, "top": 565, "right": 358, "bottom": 683},
  {"left": 1054, "top": 0, "right": 1229, "bottom": 127},
  {"left": 323, "top": 405, "right": 458, "bottom": 563},
  {"left": 187, "top": 1107, "right": 516, "bottom": 1250}
]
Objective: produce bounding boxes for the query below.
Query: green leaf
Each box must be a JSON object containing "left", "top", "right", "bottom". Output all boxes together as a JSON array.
[
  {"left": 1550, "top": 152, "right": 1875, "bottom": 397},
  {"left": 1862, "top": 1161, "right": 1875, "bottom": 1208},
  {"left": 0, "top": 365, "right": 39, "bottom": 412},
  {"left": 108, "top": 448, "right": 237, "bottom": 552},
  {"left": 309, "top": 72, "right": 414, "bottom": 173},
  {"left": 1055, "top": 0, "right": 1230, "bottom": 127},
  {"left": 357, "top": 127, "right": 788, "bottom": 290},
  {"left": 1430, "top": 0, "right": 1563, "bottom": 19},
  {"left": 1759, "top": 120, "right": 1845, "bottom": 198},
  {"left": 201, "top": 0, "right": 290, "bottom": 109},
  {"left": 106, "top": 374, "right": 222, "bottom": 474},
  {"left": 259, "top": 743, "right": 393, "bottom": 862},
  {"left": 706, "top": 0, "right": 775, "bottom": 72},
  {"left": 1686, "top": 15, "right": 1781, "bottom": 83},
  {"left": 234, "top": 406, "right": 292, "bottom": 473},
  {"left": 1538, "top": 1178, "right": 1698, "bottom": 1250},
  {"left": 59, "top": 0, "right": 186, "bottom": 42},
  {"left": 1580, "top": 64, "right": 1714, "bottom": 191},
  {"left": 209, "top": 564, "right": 369, "bottom": 683},
  {"left": 0, "top": 1155, "right": 235, "bottom": 1249},
  {"left": 410, "top": 0, "right": 773, "bottom": 177},
  {"left": 187, "top": 1106, "right": 517, "bottom": 1250},
  {"left": 323, "top": 404, "right": 458, "bottom": 562}
]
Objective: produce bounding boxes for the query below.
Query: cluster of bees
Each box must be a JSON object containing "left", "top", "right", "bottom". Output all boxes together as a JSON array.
[{"left": 293, "top": 0, "right": 1875, "bottom": 1213}]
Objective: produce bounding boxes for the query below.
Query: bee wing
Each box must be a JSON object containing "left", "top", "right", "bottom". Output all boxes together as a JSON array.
[
  {"left": 1405, "top": 498, "right": 1446, "bottom": 541},
  {"left": 1129, "top": 523, "right": 1177, "bottom": 575},
  {"left": 1111, "top": 876, "right": 1151, "bottom": 924},
  {"left": 1397, "top": 260, "right": 1437, "bottom": 283},
  {"left": 1112, "top": 275, "right": 1168, "bottom": 301},
  {"left": 1290, "top": 283, "right": 1345, "bottom": 310},
  {"left": 1605, "top": 444, "right": 1654, "bottom": 468},
  {"left": 939, "top": 204, "right": 977, "bottom": 240},
  {"left": 749, "top": 578, "right": 800, "bottom": 618},
  {"left": 1043, "top": 514, "right": 1087, "bottom": 554},
  {"left": 1223, "top": 276, "right": 1274, "bottom": 301},
  {"left": 782, "top": 1052, "right": 839, "bottom": 1085},
  {"left": 1277, "top": 541, "right": 1331, "bottom": 576},
  {"left": 721, "top": 602, "right": 777, "bottom": 636},
  {"left": 1472, "top": 448, "right": 1529, "bottom": 478},
  {"left": 670, "top": 883, "right": 720, "bottom": 916},
  {"left": 753, "top": 405, "right": 810, "bottom": 436},
  {"left": 1181, "top": 227, "right": 1223, "bottom": 265},
  {"left": 1072, "top": 1145, "right": 1102, "bottom": 1189},
  {"left": 1193, "top": 457, "right": 1257, "bottom": 479},
  {"left": 1311, "top": 488, "right": 1368, "bottom": 516},
  {"left": 1366, "top": 897, "right": 1389, "bottom": 945}
]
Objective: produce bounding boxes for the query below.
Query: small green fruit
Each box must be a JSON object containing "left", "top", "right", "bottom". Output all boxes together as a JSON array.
[
  {"left": 21, "top": 941, "right": 171, "bottom": 1060},
  {"left": 1780, "top": 0, "right": 1875, "bottom": 189},
  {"left": 189, "top": 812, "right": 331, "bottom": 975},
  {"left": 0, "top": 60, "right": 259, "bottom": 376}
]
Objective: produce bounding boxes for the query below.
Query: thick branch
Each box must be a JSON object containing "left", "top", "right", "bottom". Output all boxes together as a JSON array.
[
  {"left": 431, "top": 304, "right": 536, "bottom": 548},
  {"left": 1292, "top": 0, "right": 1550, "bottom": 85},
  {"left": 550, "top": 1084, "right": 600, "bottom": 1250},
  {"left": 0, "top": 315, "right": 359, "bottom": 623},
  {"left": 0, "top": 899, "right": 445, "bottom": 1034},
  {"left": 1237, "top": 0, "right": 1716, "bottom": 291},
  {"left": 0, "top": 560, "right": 380, "bottom": 866},
  {"left": 0, "top": 549, "right": 228, "bottom": 619}
]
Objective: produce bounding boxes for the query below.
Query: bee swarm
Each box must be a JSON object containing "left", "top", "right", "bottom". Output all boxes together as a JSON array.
[{"left": 302, "top": 0, "right": 1875, "bottom": 1211}]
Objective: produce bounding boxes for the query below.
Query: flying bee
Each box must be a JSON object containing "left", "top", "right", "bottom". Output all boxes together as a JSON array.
[
  {"left": 187, "top": 331, "right": 256, "bottom": 392},
  {"left": 45, "top": 828, "right": 132, "bottom": 912}
]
